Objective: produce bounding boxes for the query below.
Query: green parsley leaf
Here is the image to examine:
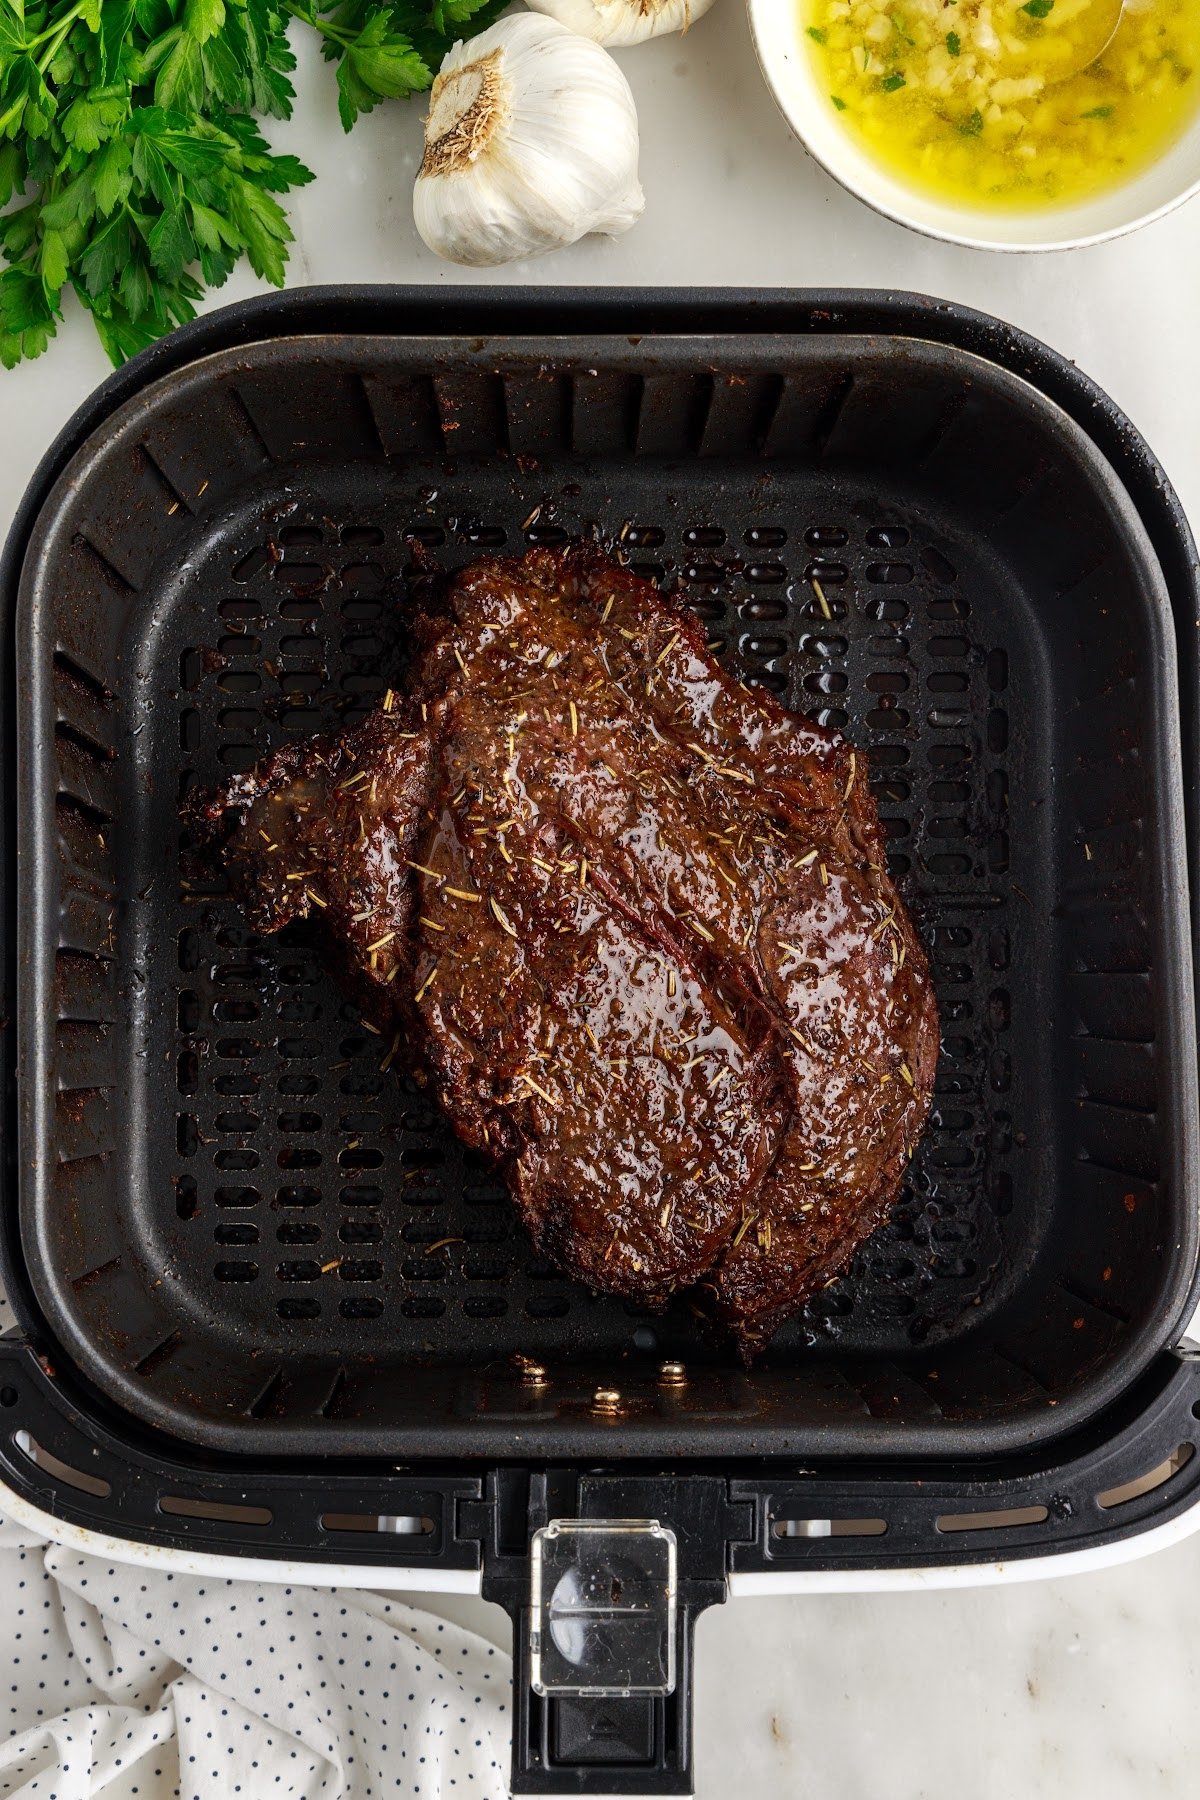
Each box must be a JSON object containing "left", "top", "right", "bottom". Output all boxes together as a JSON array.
[
  {"left": 331, "top": 6, "right": 429, "bottom": 129},
  {"left": 880, "top": 70, "right": 905, "bottom": 91},
  {"left": 184, "top": 0, "right": 226, "bottom": 43},
  {"left": 1080, "top": 104, "right": 1113, "bottom": 118},
  {"left": 806, "top": 24, "right": 825, "bottom": 41},
  {"left": 133, "top": 0, "right": 173, "bottom": 37},
  {"left": 959, "top": 106, "right": 984, "bottom": 134},
  {"left": 118, "top": 252, "right": 152, "bottom": 317},
  {"left": 92, "top": 135, "right": 132, "bottom": 211},
  {"left": 39, "top": 225, "right": 70, "bottom": 289},
  {"left": 945, "top": 28, "right": 960, "bottom": 54},
  {"left": 242, "top": 0, "right": 297, "bottom": 118},
  {"left": 0, "top": 265, "right": 58, "bottom": 366},
  {"left": 428, "top": 0, "right": 506, "bottom": 27},
  {"left": 38, "top": 168, "right": 96, "bottom": 228},
  {"left": 79, "top": 208, "right": 132, "bottom": 294},
  {"left": 99, "top": 0, "right": 136, "bottom": 82},
  {"left": 154, "top": 30, "right": 205, "bottom": 109},
  {"left": 146, "top": 199, "right": 195, "bottom": 277},
  {"left": 1022, "top": 0, "right": 1054, "bottom": 16},
  {"left": 0, "top": 139, "right": 21, "bottom": 204},
  {"left": 223, "top": 170, "right": 290, "bottom": 281},
  {"left": 830, "top": 92, "right": 847, "bottom": 109},
  {"left": 61, "top": 83, "right": 129, "bottom": 151}
]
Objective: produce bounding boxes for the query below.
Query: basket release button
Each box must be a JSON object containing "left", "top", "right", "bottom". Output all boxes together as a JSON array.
[{"left": 529, "top": 1517, "right": 678, "bottom": 1699}]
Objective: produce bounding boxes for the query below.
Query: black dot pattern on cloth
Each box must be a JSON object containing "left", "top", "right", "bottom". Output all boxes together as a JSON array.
[{"left": 0, "top": 1509, "right": 512, "bottom": 1798}]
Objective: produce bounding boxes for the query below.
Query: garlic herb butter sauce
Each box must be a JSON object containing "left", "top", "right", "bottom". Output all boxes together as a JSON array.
[{"left": 803, "top": 0, "right": 1200, "bottom": 208}]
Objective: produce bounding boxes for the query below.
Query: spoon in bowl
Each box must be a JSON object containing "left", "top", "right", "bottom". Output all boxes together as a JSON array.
[{"left": 998, "top": 0, "right": 1124, "bottom": 83}]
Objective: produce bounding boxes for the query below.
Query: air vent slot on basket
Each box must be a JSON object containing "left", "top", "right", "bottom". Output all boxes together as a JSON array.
[
  {"left": 1097, "top": 1443, "right": 1194, "bottom": 1510},
  {"left": 772, "top": 1517, "right": 887, "bottom": 1538},
  {"left": 936, "top": 1505, "right": 1049, "bottom": 1533},
  {"left": 159, "top": 1494, "right": 273, "bottom": 1525},
  {"left": 321, "top": 1512, "right": 435, "bottom": 1534},
  {"left": 14, "top": 1430, "right": 111, "bottom": 1498}
]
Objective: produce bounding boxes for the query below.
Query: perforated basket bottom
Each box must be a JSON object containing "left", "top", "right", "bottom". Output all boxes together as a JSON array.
[{"left": 150, "top": 461, "right": 1030, "bottom": 1372}]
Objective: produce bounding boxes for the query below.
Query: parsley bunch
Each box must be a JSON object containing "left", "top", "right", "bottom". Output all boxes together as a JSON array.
[{"left": 0, "top": 0, "right": 506, "bottom": 369}]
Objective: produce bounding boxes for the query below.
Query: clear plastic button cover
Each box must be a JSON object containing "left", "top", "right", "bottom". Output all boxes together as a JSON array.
[{"left": 529, "top": 1518, "right": 678, "bottom": 1698}]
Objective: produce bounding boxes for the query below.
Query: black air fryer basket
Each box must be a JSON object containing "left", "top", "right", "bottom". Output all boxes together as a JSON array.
[{"left": 4, "top": 289, "right": 1200, "bottom": 1797}]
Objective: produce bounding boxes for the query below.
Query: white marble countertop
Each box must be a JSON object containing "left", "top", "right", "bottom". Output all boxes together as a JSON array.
[{"left": 5, "top": 6, "right": 1200, "bottom": 1795}]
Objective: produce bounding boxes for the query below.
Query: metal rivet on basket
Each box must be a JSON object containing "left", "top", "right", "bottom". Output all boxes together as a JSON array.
[
  {"left": 512, "top": 1355, "right": 549, "bottom": 1386},
  {"left": 658, "top": 1361, "right": 687, "bottom": 1387},
  {"left": 592, "top": 1387, "right": 622, "bottom": 1414}
]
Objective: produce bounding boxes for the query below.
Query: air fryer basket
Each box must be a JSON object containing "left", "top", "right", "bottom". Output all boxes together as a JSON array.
[
  {"left": 4, "top": 291, "right": 1200, "bottom": 1798},
  {"left": 13, "top": 326, "right": 1199, "bottom": 1461}
]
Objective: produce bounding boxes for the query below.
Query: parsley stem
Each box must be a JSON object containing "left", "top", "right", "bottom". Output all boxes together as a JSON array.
[
  {"left": 34, "top": 1, "right": 90, "bottom": 72},
  {"left": 24, "top": 1, "right": 86, "bottom": 48},
  {"left": 293, "top": 11, "right": 358, "bottom": 47}
]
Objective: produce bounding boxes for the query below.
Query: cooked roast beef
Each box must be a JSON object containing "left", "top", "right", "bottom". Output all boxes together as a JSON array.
[{"left": 187, "top": 545, "right": 939, "bottom": 1354}]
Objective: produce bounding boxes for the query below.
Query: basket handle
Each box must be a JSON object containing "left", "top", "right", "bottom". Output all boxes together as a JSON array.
[{"left": 476, "top": 1472, "right": 747, "bottom": 1798}]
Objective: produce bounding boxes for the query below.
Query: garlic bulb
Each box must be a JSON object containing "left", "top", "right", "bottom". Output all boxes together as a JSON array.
[
  {"left": 413, "top": 13, "right": 644, "bottom": 268},
  {"left": 525, "top": 0, "right": 717, "bottom": 47}
]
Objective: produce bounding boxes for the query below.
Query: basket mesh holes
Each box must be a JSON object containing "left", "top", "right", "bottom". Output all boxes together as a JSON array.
[
  {"left": 215, "top": 1148, "right": 258, "bottom": 1170},
  {"left": 279, "top": 1297, "right": 321, "bottom": 1320},
  {"left": 166, "top": 509, "right": 1019, "bottom": 1355},
  {"left": 215, "top": 1223, "right": 259, "bottom": 1245},
  {"left": 455, "top": 522, "right": 507, "bottom": 547},
  {"left": 341, "top": 1297, "right": 383, "bottom": 1319},
  {"left": 401, "top": 1297, "right": 445, "bottom": 1319},
  {"left": 806, "top": 560, "right": 848, "bottom": 587},
  {"left": 340, "top": 1221, "right": 382, "bottom": 1244},
  {"left": 866, "top": 706, "right": 908, "bottom": 732},
  {"left": 276, "top": 1185, "right": 321, "bottom": 1207},
  {"left": 279, "top": 598, "right": 321, "bottom": 623},
  {"left": 216, "top": 1186, "right": 260, "bottom": 1207},
  {"left": 741, "top": 598, "right": 787, "bottom": 624},
  {"left": 803, "top": 670, "right": 848, "bottom": 696},
  {"left": 278, "top": 1221, "right": 320, "bottom": 1245}
]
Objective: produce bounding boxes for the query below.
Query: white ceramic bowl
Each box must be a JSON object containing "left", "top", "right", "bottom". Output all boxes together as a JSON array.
[{"left": 746, "top": 0, "right": 1200, "bottom": 250}]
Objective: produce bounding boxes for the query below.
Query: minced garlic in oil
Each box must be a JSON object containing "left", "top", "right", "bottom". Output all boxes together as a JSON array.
[{"left": 803, "top": 0, "right": 1200, "bottom": 209}]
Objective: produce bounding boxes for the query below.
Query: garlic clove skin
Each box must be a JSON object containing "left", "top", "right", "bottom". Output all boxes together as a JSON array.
[
  {"left": 524, "top": 0, "right": 717, "bottom": 47},
  {"left": 414, "top": 13, "right": 644, "bottom": 268}
]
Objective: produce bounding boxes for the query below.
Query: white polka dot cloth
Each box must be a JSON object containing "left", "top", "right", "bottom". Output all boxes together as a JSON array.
[{"left": 0, "top": 1308, "right": 512, "bottom": 1800}]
